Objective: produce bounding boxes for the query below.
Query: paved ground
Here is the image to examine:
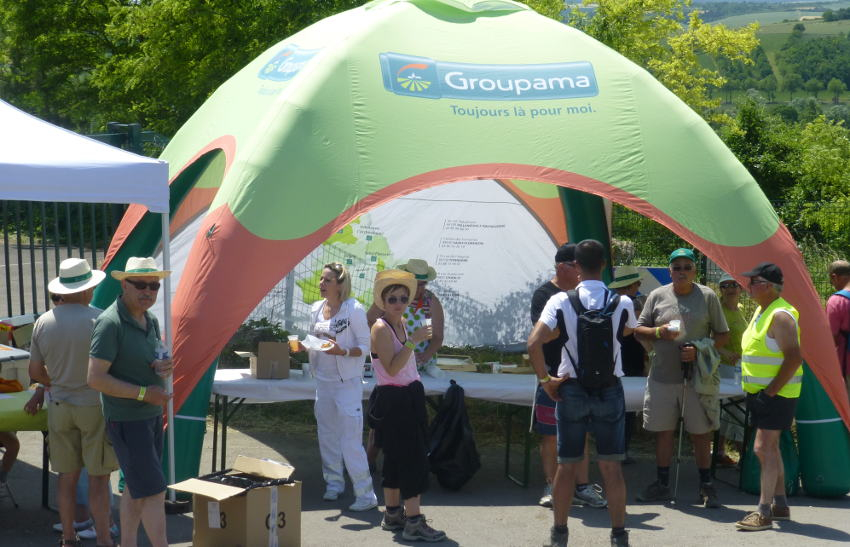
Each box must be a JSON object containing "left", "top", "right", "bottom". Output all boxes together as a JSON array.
[{"left": 1, "top": 424, "right": 848, "bottom": 546}]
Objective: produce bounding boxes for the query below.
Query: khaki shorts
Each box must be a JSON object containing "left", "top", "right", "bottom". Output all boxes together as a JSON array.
[
  {"left": 47, "top": 400, "right": 118, "bottom": 475},
  {"left": 642, "top": 378, "right": 715, "bottom": 435}
]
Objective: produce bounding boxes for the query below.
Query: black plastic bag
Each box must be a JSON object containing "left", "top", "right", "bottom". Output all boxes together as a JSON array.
[{"left": 428, "top": 379, "right": 481, "bottom": 490}]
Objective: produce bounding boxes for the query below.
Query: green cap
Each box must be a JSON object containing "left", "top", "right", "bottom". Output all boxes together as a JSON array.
[{"left": 668, "top": 248, "right": 696, "bottom": 264}]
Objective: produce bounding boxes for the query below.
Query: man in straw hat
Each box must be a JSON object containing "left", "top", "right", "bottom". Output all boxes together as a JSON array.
[
  {"left": 28, "top": 257, "right": 117, "bottom": 547},
  {"left": 89, "top": 257, "right": 173, "bottom": 547},
  {"left": 608, "top": 266, "right": 648, "bottom": 464}
]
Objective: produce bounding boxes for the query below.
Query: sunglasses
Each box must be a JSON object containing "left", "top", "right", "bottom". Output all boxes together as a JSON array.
[
  {"left": 719, "top": 283, "right": 738, "bottom": 289},
  {"left": 126, "top": 279, "right": 161, "bottom": 291},
  {"left": 671, "top": 265, "right": 694, "bottom": 272},
  {"left": 386, "top": 295, "right": 409, "bottom": 305}
]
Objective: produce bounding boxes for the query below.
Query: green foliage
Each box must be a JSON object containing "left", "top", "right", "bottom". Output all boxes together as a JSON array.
[
  {"left": 93, "top": 0, "right": 362, "bottom": 136},
  {"left": 568, "top": 0, "right": 759, "bottom": 123},
  {"left": 0, "top": 0, "right": 113, "bottom": 131},
  {"left": 721, "top": 97, "right": 797, "bottom": 200},
  {"left": 828, "top": 77, "right": 848, "bottom": 103}
]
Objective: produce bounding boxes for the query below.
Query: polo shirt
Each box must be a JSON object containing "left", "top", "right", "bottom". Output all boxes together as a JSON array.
[{"left": 90, "top": 297, "right": 163, "bottom": 421}]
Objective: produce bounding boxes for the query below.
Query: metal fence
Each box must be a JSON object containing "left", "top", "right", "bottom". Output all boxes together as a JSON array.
[{"left": 1, "top": 201, "right": 120, "bottom": 317}]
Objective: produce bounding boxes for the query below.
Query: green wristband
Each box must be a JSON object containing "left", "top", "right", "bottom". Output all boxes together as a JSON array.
[{"left": 404, "top": 340, "right": 416, "bottom": 350}]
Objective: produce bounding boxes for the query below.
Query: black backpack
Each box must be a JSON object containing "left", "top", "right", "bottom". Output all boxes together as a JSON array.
[
  {"left": 428, "top": 380, "right": 481, "bottom": 490},
  {"left": 563, "top": 289, "right": 621, "bottom": 390}
]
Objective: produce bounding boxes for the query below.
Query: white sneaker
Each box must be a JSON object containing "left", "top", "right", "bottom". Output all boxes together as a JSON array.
[
  {"left": 538, "top": 483, "right": 553, "bottom": 508},
  {"left": 348, "top": 493, "right": 378, "bottom": 512},
  {"left": 52, "top": 519, "right": 93, "bottom": 533},
  {"left": 322, "top": 489, "right": 341, "bottom": 501},
  {"left": 78, "top": 526, "right": 97, "bottom": 540}
]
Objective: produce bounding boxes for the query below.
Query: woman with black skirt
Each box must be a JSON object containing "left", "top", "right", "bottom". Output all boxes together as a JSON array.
[{"left": 369, "top": 269, "right": 446, "bottom": 542}]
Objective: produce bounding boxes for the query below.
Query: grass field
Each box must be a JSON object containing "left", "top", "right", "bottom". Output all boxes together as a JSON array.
[{"left": 715, "top": 11, "right": 824, "bottom": 27}]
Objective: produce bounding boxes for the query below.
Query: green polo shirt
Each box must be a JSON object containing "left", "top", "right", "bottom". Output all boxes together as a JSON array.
[{"left": 90, "top": 298, "right": 163, "bottom": 421}]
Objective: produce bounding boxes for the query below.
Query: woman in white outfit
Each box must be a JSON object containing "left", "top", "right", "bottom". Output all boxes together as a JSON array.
[{"left": 307, "top": 262, "right": 377, "bottom": 511}]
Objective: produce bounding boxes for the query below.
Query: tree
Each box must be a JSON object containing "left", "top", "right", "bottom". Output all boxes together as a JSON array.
[
  {"left": 93, "top": 0, "right": 362, "bottom": 136},
  {"left": 0, "top": 0, "right": 114, "bottom": 130},
  {"left": 784, "top": 73, "right": 804, "bottom": 100},
  {"left": 805, "top": 78, "right": 824, "bottom": 99},
  {"left": 720, "top": 98, "right": 798, "bottom": 201},
  {"left": 567, "top": 0, "right": 758, "bottom": 124},
  {"left": 792, "top": 23, "right": 806, "bottom": 33},
  {"left": 827, "top": 78, "right": 848, "bottom": 104},
  {"left": 759, "top": 74, "right": 777, "bottom": 102}
]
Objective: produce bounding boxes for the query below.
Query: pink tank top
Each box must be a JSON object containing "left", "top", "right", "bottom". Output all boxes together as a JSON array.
[{"left": 372, "top": 318, "right": 420, "bottom": 387}]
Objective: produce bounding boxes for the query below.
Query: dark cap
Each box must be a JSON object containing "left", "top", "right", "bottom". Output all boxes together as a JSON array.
[
  {"left": 742, "top": 262, "right": 783, "bottom": 285},
  {"left": 555, "top": 243, "right": 576, "bottom": 263}
]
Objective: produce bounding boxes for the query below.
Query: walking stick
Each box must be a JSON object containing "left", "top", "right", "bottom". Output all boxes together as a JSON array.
[{"left": 672, "top": 344, "right": 695, "bottom": 502}]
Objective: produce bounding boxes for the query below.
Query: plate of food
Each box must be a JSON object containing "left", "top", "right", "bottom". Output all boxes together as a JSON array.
[{"left": 302, "top": 334, "right": 335, "bottom": 352}]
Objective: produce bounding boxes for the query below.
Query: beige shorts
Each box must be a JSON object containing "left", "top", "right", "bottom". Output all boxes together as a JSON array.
[
  {"left": 47, "top": 400, "right": 118, "bottom": 475},
  {"left": 642, "top": 378, "right": 715, "bottom": 435}
]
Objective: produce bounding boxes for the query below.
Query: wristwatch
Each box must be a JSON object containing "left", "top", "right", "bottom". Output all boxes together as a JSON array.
[{"left": 538, "top": 375, "right": 552, "bottom": 384}]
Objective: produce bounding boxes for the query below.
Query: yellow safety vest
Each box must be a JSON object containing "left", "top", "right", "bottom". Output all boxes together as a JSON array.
[{"left": 740, "top": 297, "right": 802, "bottom": 398}]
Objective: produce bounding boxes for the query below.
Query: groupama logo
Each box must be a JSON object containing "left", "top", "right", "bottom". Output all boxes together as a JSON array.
[
  {"left": 396, "top": 63, "right": 433, "bottom": 93},
  {"left": 380, "top": 52, "right": 598, "bottom": 101},
  {"left": 259, "top": 45, "right": 321, "bottom": 82}
]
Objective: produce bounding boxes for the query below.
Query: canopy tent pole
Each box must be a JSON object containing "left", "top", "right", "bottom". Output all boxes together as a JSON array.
[{"left": 161, "top": 212, "right": 176, "bottom": 502}]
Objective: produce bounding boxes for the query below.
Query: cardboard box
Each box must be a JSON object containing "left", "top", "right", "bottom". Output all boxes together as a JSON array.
[
  {"left": 172, "top": 455, "right": 301, "bottom": 547},
  {"left": 2, "top": 359, "right": 30, "bottom": 385},
  {"left": 246, "top": 342, "right": 290, "bottom": 379}
]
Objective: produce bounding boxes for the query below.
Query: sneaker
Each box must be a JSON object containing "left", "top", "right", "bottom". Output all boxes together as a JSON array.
[
  {"left": 611, "top": 530, "right": 630, "bottom": 547},
  {"left": 381, "top": 508, "right": 406, "bottom": 531},
  {"left": 538, "top": 483, "right": 553, "bottom": 508},
  {"left": 573, "top": 483, "right": 607, "bottom": 508},
  {"left": 52, "top": 520, "right": 94, "bottom": 533},
  {"left": 402, "top": 514, "right": 446, "bottom": 542},
  {"left": 699, "top": 482, "right": 721, "bottom": 508},
  {"left": 735, "top": 511, "right": 772, "bottom": 531},
  {"left": 548, "top": 526, "right": 568, "bottom": 547},
  {"left": 771, "top": 504, "right": 791, "bottom": 521},
  {"left": 77, "top": 526, "right": 97, "bottom": 540},
  {"left": 322, "top": 489, "right": 341, "bottom": 501},
  {"left": 636, "top": 480, "right": 671, "bottom": 502},
  {"left": 348, "top": 493, "right": 378, "bottom": 512}
]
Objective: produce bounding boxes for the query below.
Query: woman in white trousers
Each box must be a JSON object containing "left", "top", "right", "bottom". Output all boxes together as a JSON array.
[{"left": 306, "top": 263, "right": 377, "bottom": 511}]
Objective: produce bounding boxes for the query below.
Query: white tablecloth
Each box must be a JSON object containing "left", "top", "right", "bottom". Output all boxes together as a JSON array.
[{"left": 212, "top": 369, "right": 745, "bottom": 411}]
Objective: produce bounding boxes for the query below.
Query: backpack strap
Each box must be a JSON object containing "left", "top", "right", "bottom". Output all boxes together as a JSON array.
[{"left": 835, "top": 289, "right": 850, "bottom": 300}]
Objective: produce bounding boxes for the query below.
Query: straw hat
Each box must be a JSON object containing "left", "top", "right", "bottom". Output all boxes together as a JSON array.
[
  {"left": 608, "top": 265, "right": 644, "bottom": 289},
  {"left": 373, "top": 269, "right": 417, "bottom": 310},
  {"left": 397, "top": 258, "right": 437, "bottom": 282},
  {"left": 47, "top": 258, "right": 105, "bottom": 295},
  {"left": 110, "top": 257, "right": 172, "bottom": 280}
]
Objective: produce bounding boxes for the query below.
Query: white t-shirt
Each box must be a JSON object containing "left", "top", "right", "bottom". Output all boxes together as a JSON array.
[{"left": 539, "top": 280, "right": 637, "bottom": 379}]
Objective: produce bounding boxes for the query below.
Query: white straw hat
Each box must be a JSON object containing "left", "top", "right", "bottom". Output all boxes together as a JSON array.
[{"left": 48, "top": 258, "right": 106, "bottom": 295}]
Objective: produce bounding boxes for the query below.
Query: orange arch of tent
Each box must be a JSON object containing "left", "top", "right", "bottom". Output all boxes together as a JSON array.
[{"left": 167, "top": 162, "right": 849, "bottom": 432}]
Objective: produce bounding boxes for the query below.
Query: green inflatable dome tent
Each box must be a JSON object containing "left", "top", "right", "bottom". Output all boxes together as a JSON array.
[{"left": 94, "top": 0, "right": 850, "bottom": 493}]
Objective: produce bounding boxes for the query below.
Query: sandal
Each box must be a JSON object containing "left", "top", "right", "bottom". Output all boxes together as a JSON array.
[{"left": 58, "top": 538, "right": 83, "bottom": 547}]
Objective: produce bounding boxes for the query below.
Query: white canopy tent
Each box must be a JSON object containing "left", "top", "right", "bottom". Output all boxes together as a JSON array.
[{"left": 0, "top": 98, "right": 178, "bottom": 497}]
